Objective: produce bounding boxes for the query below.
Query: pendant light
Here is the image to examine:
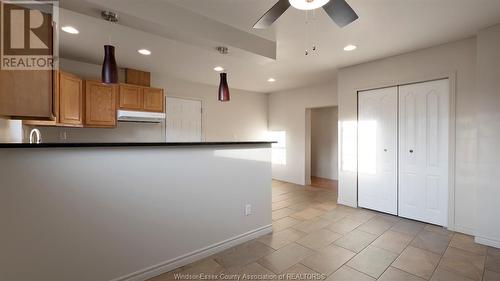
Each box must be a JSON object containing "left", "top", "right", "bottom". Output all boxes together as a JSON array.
[
  {"left": 101, "top": 11, "right": 119, "bottom": 84},
  {"left": 216, "top": 46, "right": 230, "bottom": 102},
  {"left": 218, "top": 72, "right": 230, "bottom": 102}
]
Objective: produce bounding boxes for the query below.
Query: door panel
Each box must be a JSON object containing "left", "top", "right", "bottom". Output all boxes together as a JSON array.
[
  {"left": 119, "top": 85, "right": 143, "bottom": 110},
  {"left": 358, "top": 87, "right": 398, "bottom": 215},
  {"left": 84, "top": 81, "right": 117, "bottom": 127},
  {"left": 398, "top": 79, "right": 449, "bottom": 226},
  {"left": 59, "top": 72, "right": 83, "bottom": 125},
  {"left": 143, "top": 88, "right": 164, "bottom": 112},
  {"left": 166, "top": 97, "right": 202, "bottom": 142}
]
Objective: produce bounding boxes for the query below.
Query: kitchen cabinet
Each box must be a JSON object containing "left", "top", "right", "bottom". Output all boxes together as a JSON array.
[
  {"left": 143, "top": 88, "right": 164, "bottom": 112},
  {"left": 118, "top": 85, "right": 164, "bottom": 113},
  {"left": 125, "top": 69, "right": 150, "bottom": 87},
  {"left": 119, "top": 84, "right": 143, "bottom": 110},
  {"left": 59, "top": 72, "right": 83, "bottom": 125},
  {"left": 84, "top": 81, "right": 117, "bottom": 128},
  {"left": 23, "top": 71, "right": 83, "bottom": 127},
  {"left": 0, "top": 70, "right": 54, "bottom": 119}
]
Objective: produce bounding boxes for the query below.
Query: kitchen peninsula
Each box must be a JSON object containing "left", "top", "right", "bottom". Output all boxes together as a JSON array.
[{"left": 0, "top": 141, "right": 273, "bottom": 281}]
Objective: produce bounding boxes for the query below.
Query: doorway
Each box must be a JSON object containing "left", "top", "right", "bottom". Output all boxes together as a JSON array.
[
  {"left": 306, "top": 106, "right": 339, "bottom": 190},
  {"left": 165, "top": 97, "right": 202, "bottom": 142}
]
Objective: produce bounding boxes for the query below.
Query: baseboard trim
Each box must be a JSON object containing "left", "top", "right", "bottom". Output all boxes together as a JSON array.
[
  {"left": 111, "top": 224, "right": 273, "bottom": 281},
  {"left": 475, "top": 235, "right": 500, "bottom": 249},
  {"left": 454, "top": 225, "right": 475, "bottom": 236},
  {"left": 337, "top": 199, "right": 356, "bottom": 208}
]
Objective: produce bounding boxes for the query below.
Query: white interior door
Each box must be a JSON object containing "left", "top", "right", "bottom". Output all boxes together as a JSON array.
[
  {"left": 398, "top": 79, "right": 449, "bottom": 226},
  {"left": 166, "top": 97, "right": 202, "bottom": 142},
  {"left": 358, "top": 87, "right": 398, "bottom": 215}
]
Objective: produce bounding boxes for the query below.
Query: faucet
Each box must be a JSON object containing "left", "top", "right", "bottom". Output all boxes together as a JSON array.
[{"left": 29, "top": 128, "right": 42, "bottom": 144}]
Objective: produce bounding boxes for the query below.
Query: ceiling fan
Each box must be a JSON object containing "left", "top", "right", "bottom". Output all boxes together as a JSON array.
[{"left": 253, "top": 0, "right": 358, "bottom": 29}]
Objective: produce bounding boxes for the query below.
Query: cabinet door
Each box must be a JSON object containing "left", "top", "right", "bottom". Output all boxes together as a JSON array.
[
  {"left": 358, "top": 87, "right": 398, "bottom": 215},
  {"left": 59, "top": 72, "right": 83, "bottom": 125},
  {"left": 143, "top": 88, "right": 164, "bottom": 112},
  {"left": 398, "top": 79, "right": 449, "bottom": 226},
  {"left": 119, "top": 84, "right": 143, "bottom": 110},
  {"left": 85, "top": 81, "right": 117, "bottom": 127},
  {"left": 0, "top": 70, "right": 53, "bottom": 118}
]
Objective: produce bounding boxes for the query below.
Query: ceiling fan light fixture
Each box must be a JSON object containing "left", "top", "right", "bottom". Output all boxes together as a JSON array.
[{"left": 289, "top": 0, "right": 330, "bottom": 10}]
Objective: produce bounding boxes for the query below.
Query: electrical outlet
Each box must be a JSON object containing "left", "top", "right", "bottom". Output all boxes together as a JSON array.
[
  {"left": 245, "top": 204, "right": 252, "bottom": 216},
  {"left": 59, "top": 131, "right": 67, "bottom": 141}
]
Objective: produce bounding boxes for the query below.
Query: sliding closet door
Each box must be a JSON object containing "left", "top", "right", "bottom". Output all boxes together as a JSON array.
[
  {"left": 399, "top": 79, "right": 449, "bottom": 226},
  {"left": 358, "top": 87, "right": 398, "bottom": 215}
]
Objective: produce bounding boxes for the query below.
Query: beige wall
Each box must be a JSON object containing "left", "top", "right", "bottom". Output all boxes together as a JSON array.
[
  {"left": 337, "top": 38, "right": 477, "bottom": 234},
  {"left": 151, "top": 74, "right": 268, "bottom": 142},
  {"left": 311, "top": 107, "right": 338, "bottom": 180},
  {"left": 268, "top": 80, "right": 337, "bottom": 184},
  {"left": 475, "top": 24, "right": 500, "bottom": 248},
  {"left": 27, "top": 59, "right": 268, "bottom": 143}
]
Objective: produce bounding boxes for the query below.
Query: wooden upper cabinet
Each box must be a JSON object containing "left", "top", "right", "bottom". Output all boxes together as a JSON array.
[
  {"left": 59, "top": 72, "right": 83, "bottom": 125},
  {"left": 119, "top": 84, "right": 143, "bottom": 110},
  {"left": 143, "top": 88, "right": 164, "bottom": 112},
  {"left": 118, "top": 84, "right": 165, "bottom": 112},
  {"left": 84, "top": 81, "right": 117, "bottom": 127},
  {"left": 0, "top": 70, "right": 53, "bottom": 118}
]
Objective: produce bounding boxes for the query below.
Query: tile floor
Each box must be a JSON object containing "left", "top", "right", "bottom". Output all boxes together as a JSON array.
[{"left": 149, "top": 180, "right": 499, "bottom": 281}]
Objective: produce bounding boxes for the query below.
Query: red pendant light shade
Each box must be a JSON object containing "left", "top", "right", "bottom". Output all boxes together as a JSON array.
[
  {"left": 218, "top": 72, "right": 230, "bottom": 102},
  {"left": 102, "top": 45, "right": 118, "bottom": 84}
]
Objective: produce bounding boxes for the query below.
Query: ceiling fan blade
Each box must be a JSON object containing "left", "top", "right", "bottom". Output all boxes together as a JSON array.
[
  {"left": 323, "top": 0, "right": 359, "bottom": 28},
  {"left": 253, "top": 0, "right": 291, "bottom": 29}
]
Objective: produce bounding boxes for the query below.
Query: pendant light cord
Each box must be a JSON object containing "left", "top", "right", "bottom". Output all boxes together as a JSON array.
[{"left": 305, "top": 11, "right": 309, "bottom": 55}]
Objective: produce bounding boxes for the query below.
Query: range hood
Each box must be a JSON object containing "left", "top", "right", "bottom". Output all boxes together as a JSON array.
[{"left": 117, "top": 110, "right": 165, "bottom": 123}]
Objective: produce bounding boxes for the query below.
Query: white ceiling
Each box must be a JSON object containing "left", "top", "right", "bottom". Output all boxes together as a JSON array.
[{"left": 59, "top": 0, "right": 500, "bottom": 93}]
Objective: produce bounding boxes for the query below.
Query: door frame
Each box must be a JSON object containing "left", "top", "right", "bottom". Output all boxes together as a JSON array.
[
  {"left": 355, "top": 72, "right": 457, "bottom": 231},
  {"left": 164, "top": 96, "right": 204, "bottom": 142}
]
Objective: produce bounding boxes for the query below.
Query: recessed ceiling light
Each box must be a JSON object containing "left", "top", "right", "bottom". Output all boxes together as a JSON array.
[
  {"left": 267, "top": 78, "right": 276, "bottom": 82},
  {"left": 214, "top": 66, "right": 224, "bottom": 72},
  {"left": 138, "top": 49, "right": 152, "bottom": 55},
  {"left": 344, "top": 44, "right": 357, "bottom": 51},
  {"left": 61, "top": 26, "right": 79, "bottom": 34}
]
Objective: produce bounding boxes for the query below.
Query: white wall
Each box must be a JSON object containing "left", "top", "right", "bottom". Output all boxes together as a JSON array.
[
  {"left": 311, "top": 107, "right": 338, "bottom": 180},
  {"left": 0, "top": 145, "right": 272, "bottom": 281},
  {"left": 268, "top": 80, "right": 337, "bottom": 185},
  {"left": 475, "top": 24, "right": 500, "bottom": 248},
  {"left": 337, "top": 38, "right": 477, "bottom": 234},
  {"left": 28, "top": 59, "right": 268, "bottom": 143}
]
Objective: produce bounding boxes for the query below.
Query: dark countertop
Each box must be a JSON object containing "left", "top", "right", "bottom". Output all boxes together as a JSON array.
[{"left": 0, "top": 141, "right": 275, "bottom": 148}]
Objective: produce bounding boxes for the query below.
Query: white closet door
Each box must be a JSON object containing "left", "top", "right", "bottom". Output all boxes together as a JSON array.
[
  {"left": 166, "top": 97, "right": 202, "bottom": 142},
  {"left": 399, "top": 79, "right": 449, "bottom": 226},
  {"left": 358, "top": 87, "right": 398, "bottom": 215}
]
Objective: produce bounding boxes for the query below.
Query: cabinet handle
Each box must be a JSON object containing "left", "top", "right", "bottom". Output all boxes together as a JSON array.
[
  {"left": 384, "top": 149, "right": 388, "bottom": 152},
  {"left": 409, "top": 149, "right": 414, "bottom": 153}
]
